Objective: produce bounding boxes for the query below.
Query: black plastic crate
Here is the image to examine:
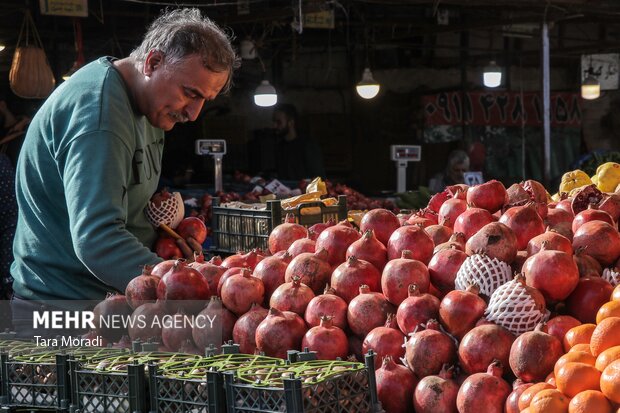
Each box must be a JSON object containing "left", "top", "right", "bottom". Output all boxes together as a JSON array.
[
  {"left": 223, "top": 352, "right": 378, "bottom": 413},
  {"left": 149, "top": 354, "right": 284, "bottom": 413},
  {"left": 0, "top": 352, "right": 71, "bottom": 411},
  {"left": 210, "top": 195, "right": 347, "bottom": 254}
]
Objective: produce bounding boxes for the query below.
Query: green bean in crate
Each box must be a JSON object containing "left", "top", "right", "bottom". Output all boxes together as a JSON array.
[
  {"left": 149, "top": 354, "right": 283, "bottom": 413},
  {"left": 224, "top": 353, "right": 378, "bottom": 413}
]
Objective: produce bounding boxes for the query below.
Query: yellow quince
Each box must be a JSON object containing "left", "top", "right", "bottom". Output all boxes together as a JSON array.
[
  {"left": 596, "top": 162, "right": 620, "bottom": 193},
  {"left": 559, "top": 169, "right": 592, "bottom": 195}
]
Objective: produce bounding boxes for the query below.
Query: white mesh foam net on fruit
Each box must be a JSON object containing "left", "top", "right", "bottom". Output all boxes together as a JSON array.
[
  {"left": 454, "top": 253, "right": 513, "bottom": 297},
  {"left": 145, "top": 191, "right": 185, "bottom": 228},
  {"left": 602, "top": 267, "right": 620, "bottom": 287},
  {"left": 484, "top": 279, "right": 549, "bottom": 336}
]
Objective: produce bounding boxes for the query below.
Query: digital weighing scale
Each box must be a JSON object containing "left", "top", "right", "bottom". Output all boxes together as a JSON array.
[
  {"left": 390, "top": 145, "right": 421, "bottom": 193},
  {"left": 195, "top": 139, "right": 227, "bottom": 192}
]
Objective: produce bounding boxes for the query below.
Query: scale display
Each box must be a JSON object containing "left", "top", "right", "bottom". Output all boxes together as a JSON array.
[
  {"left": 390, "top": 145, "right": 421, "bottom": 162},
  {"left": 195, "top": 139, "right": 227, "bottom": 156}
]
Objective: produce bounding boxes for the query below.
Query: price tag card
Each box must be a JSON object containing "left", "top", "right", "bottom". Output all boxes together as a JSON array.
[
  {"left": 464, "top": 171, "right": 484, "bottom": 186},
  {"left": 265, "top": 179, "right": 291, "bottom": 195}
]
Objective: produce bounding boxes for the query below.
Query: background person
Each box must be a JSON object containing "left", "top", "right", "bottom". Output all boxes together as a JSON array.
[
  {"left": 10, "top": 8, "right": 239, "bottom": 333},
  {"left": 428, "top": 149, "right": 470, "bottom": 193},
  {"left": 272, "top": 103, "right": 325, "bottom": 181}
]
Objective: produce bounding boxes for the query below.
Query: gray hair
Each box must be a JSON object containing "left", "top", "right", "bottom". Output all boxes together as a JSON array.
[
  {"left": 446, "top": 149, "right": 470, "bottom": 169},
  {"left": 130, "top": 8, "right": 240, "bottom": 93}
]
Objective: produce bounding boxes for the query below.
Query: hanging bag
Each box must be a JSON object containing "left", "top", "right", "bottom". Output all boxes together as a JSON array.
[{"left": 9, "top": 10, "right": 56, "bottom": 99}]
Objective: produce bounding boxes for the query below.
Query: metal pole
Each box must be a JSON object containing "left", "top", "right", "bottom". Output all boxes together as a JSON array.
[
  {"left": 214, "top": 154, "right": 223, "bottom": 193},
  {"left": 541, "top": 22, "right": 551, "bottom": 187}
]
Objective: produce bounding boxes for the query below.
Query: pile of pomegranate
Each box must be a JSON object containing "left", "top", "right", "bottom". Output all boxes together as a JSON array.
[{"left": 90, "top": 179, "right": 620, "bottom": 413}]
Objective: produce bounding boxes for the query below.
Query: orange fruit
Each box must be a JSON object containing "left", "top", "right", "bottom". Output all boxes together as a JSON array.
[
  {"left": 518, "top": 382, "right": 555, "bottom": 410},
  {"left": 555, "top": 362, "right": 601, "bottom": 397},
  {"left": 569, "top": 343, "right": 592, "bottom": 354},
  {"left": 529, "top": 388, "right": 570, "bottom": 413},
  {"left": 554, "top": 351, "right": 596, "bottom": 377},
  {"left": 596, "top": 345, "right": 620, "bottom": 372},
  {"left": 590, "top": 317, "right": 620, "bottom": 356},
  {"left": 568, "top": 390, "right": 612, "bottom": 413},
  {"left": 546, "top": 370, "right": 556, "bottom": 386},
  {"left": 612, "top": 284, "right": 620, "bottom": 301},
  {"left": 600, "top": 359, "right": 620, "bottom": 404},
  {"left": 597, "top": 301, "right": 620, "bottom": 324},
  {"left": 521, "top": 408, "right": 531, "bottom": 413},
  {"left": 563, "top": 324, "right": 596, "bottom": 352}
]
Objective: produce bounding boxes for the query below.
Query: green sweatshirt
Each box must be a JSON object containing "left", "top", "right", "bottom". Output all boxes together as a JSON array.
[{"left": 11, "top": 57, "right": 163, "bottom": 301}]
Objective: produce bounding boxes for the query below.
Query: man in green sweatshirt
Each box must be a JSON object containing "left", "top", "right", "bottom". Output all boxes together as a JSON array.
[{"left": 10, "top": 9, "right": 239, "bottom": 329}]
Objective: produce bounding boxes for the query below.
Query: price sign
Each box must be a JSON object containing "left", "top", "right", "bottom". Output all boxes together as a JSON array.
[{"left": 463, "top": 172, "right": 484, "bottom": 186}]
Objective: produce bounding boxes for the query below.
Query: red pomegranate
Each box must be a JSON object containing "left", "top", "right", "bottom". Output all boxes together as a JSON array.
[
  {"left": 458, "top": 324, "right": 515, "bottom": 374},
  {"left": 347, "top": 285, "right": 395, "bottom": 337},
  {"left": 573, "top": 247, "right": 603, "bottom": 277},
  {"left": 572, "top": 205, "right": 615, "bottom": 234},
  {"left": 93, "top": 293, "right": 133, "bottom": 342},
  {"left": 376, "top": 356, "right": 418, "bottom": 413},
  {"left": 545, "top": 207, "right": 574, "bottom": 228},
  {"left": 499, "top": 204, "right": 545, "bottom": 250},
  {"left": 157, "top": 259, "right": 211, "bottom": 314},
  {"left": 151, "top": 259, "right": 176, "bottom": 277},
  {"left": 505, "top": 381, "right": 534, "bottom": 413},
  {"left": 424, "top": 224, "right": 453, "bottom": 246},
  {"left": 523, "top": 243, "right": 579, "bottom": 302},
  {"left": 405, "top": 319, "right": 457, "bottom": 378},
  {"left": 427, "top": 189, "right": 453, "bottom": 214},
  {"left": 155, "top": 237, "right": 182, "bottom": 259},
  {"left": 269, "top": 276, "right": 315, "bottom": 317},
  {"left": 438, "top": 198, "right": 468, "bottom": 228},
  {"left": 509, "top": 322, "right": 563, "bottom": 382},
  {"left": 359, "top": 208, "right": 401, "bottom": 246},
  {"left": 216, "top": 267, "right": 244, "bottom": 297},
  {"left": 192, "top": 296, "right": 237, "bottom": 350},
  {"left": 555, "top": 198, "right": 574, "bottom": 215},
  {"left": 315, "top": 221, "right": 361, "bottom": 266},
  {"left": 598, "top": 192, "right": 620, "bottom": 222},
  {"left": 387, "top": 225, "right": 434, "bottom": 264},
  {"left": 413, "top": 364, "right": 459, "bottom": 413},
  {"left": 286, "top": 233, "right": 316, "bottom": 257},
  {"left": 221, "top": 250, "right": 258, "bottom": 270},
  {"left": 526, "top": 229, "right": 573, "bottom": 256},
  {"left": 232, "top": 303, "right": 268, "bottom": 355},
  {"left": 439, "top": 285, "right": 487, "bottom": 340},
  {"left": 571, "top": 184, "right": 604, "bottom": 215},
  {"left": 304, "top": 284, "right": 348, "bottom": 330},
  {"left": 268, "top": 214, "right": 307, "bottom": 254},
  {"left": 573, "top": 220, "right": 620, "bottom": 266},
  {"left": 220, "top": 270, "right": 265, "bottom": 316},
  {"left": 301, "top": 316, "right": 348, "bottom": 360},
  {"left": 176, "top": 216, "right": 208, "bottom": 244},
  {"left": 428, "top": 246, "right": 468, "bottom": 293},
  {"left": 284, "top": 248, "right": 331, "bottom": 294},
  {"left": 253, "top": 253, "right": 291, "bottom": 303},
  {"left": 453, "top": 207, "right": 495, "bottom": 240},
  {"left": 362, "top": 314, "right": 406, "bottom": 370},
  {"left": 456, "top": 360, "right": 511, "bottom": 413},
  {"left": 465, "top": 222, "right": 518, "bottom": 263},
  {"left": 565, "top": 276, "right": 614, "bottom": 323},
  {"left": 543, "top": 315, "right": 581, "bottom": 344},
  {"left": 308, "top": 218, "right": 336, "bottom": 241},
  {"left": 189, "top": 253, "right": 226, "bottom": 296},
  {"left": 161, "top": 309, "right": 194, "bottom": 352},
  {"left": 396, "top": 284, "right": 441, "bottom": 335},
  {"left": 331, "top": 256, "right": 382, "bottom": 303},
  {"left": 128, "top": 300, "right": 166, "bottom": 342},
  {"left": 125, "top": 265, "right": 160, "bottom": 309},
  {"left": 434, "top": 232, "right": 467, "bottom": 254},
  {"left": 406, "top": 215, "right": 435, "bottom": 228},
  {"left": 255, "top": 308, "right": 307, "bottom": 359},
  {"left": 381, "top": 250, "right": 430, "bottom": 305},
  {"left": 346, "top": 230, "right": 388, "bottom": 271},
  {"left": 466, "top": 180, "right": 507, "bottom": 213}
]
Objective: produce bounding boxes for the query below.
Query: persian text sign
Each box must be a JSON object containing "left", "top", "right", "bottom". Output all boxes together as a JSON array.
[
  {"left": 40, "top": 0, "right": 88, "bottom": 17},
  {"left": 423, "top": 91, "right": 581, "bottom": 127}
]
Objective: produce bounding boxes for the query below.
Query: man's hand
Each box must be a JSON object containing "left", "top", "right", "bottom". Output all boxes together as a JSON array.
[{"left": 176, "top": 236, "right": 203, "bottom": 261}]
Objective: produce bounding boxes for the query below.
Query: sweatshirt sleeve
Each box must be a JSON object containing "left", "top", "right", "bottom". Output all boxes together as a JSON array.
[{"left": 56, "top": 130, "right": 161, "bottom": 292}]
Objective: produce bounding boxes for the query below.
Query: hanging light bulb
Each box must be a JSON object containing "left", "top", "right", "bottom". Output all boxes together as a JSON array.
[
  {"left": 0, "top": 44, "right": 5, "bottom": 52},
  {"left": 356, "top": 67, "right": 380, "bottom": 99},
  {"left": 581, "top": 70, "right": 600, "bottom": 100},
  {"left": 254, "top": 79, "right": 278, "bottom": 107},
  {"left": 483, "top": 60, "right": 502, "bottom": 88}
]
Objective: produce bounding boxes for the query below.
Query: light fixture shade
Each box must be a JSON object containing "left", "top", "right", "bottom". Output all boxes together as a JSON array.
[
  {"left": 0, "top": 44, "right": 5, "bottom": 52},
  {"left": 254, "top": 80, "right": 278, "bottom": 107},
  {"left": 581, "top": 76, "right": 600, "bottom": 100},
  {"left": 356, "top": 67, "right": 380, "bottom": 99},
  {"left": 483, "top": 61, "right": 502, "bottom": 88}
]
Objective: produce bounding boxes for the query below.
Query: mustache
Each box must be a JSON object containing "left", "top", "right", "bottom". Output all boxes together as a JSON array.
[{"left": 170, "top": 112, "right": 189, "bottom": 123}]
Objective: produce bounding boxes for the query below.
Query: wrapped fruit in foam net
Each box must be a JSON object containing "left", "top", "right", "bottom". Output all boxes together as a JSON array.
[
  {"left": 484, "top": 274, "right": 548, "bottom": 336},
  {"left": 454, "top": 252, "right": 512, "bottom": 298},
  {"left": 602, "top": 267, "right": 620, "bottom": 287},
  {"left": 145, "top": 190, "right": 185, "bottom": 228}
]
